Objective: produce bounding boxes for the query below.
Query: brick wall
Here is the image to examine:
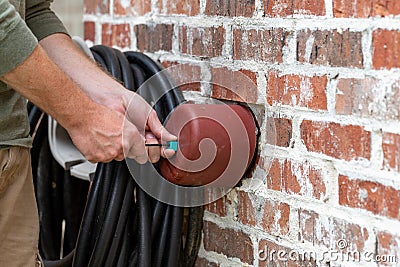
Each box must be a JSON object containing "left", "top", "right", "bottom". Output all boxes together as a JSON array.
[{"left": 83, "top": 0, "right": 400, "bottom": 266}]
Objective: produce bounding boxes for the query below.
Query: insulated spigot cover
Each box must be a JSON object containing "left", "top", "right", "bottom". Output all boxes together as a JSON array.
[{"left": 159, "top": 104, "right": 257, "bottom": 186}]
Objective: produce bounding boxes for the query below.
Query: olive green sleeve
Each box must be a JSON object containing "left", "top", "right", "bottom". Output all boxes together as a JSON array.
[
  {"left": 0, "top": 0, "right": 37, "bottom": 77},
  {"left": 25, "top": 0, "right": 69, "bottom": 41}
]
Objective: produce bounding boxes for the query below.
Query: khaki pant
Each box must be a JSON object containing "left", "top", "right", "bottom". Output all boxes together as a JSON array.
[{"left": 0, "top": 147, "right": 40, "bottom": 267}]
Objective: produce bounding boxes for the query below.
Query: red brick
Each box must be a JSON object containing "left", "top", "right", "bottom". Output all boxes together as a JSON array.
[
  {"left": 205, "top": 196, "right": 228, "bottom": 217},
  {"left": 114, "top": 0, "right": 151, "bottom": 16},
  {"left": 205, "top": 0, "right": 255, "bottom": 17},
  {"left": 273, "top": 118, "right": 292, "bottom": 147},
  {"left": 101, "top": 23, "right": 131, "bottom": 48},
  {"left": 160, "top": 0, "right": 200, "bottom": 16},
  {"left": 261, "top": 199, "right": 290, "bottom": 236},
  {"left": 264, "top": 0, "right": 325, "bottom": 17},
  {"left": 373, "top": 29, "right": 400, "bottom": 70},
  {"left": 377, "top": 232, "right": 400, "bottom": 264},
  {"left": 194, "top": 257, "right": 219, "bottom": 267},
  {"left": 300, "top": 120, "right": 371, "bottom": 161},
  {"left": 84, "top": 0, "right": 109, "bottom": 14},
  {"left": 161, "top": 61, "right": 201, "bottom": 91},
  {"left": 233, "top": 28, "right": 288, "bottom": 63},
  {"left": 267, "top": 159, "right": 326, "bottom": 200},
  {"left": 298, "top": 210, "right": 317, "bottom": 244},
  {"left": 179, "top": 26, "right": 225, "bottom": 58},
  {"left": 298, "top": 209, "right": 369, "bottom": 252},
  {"left": 267, "top": 72, "right": 328, "bottom": 110},
  {"left": 383, "top": 132, "right": 400, "bottom": 172},
  {"left": 336, "top": 78, "right": 400, "bottom": 120},
  {"left": 135, "top": 24, "right": 173, "bottom": 52},
  {"left": 211, "top": 67, "right": 258, "bottom": 103},
  {"left": 237, "top": 191, "right": 257, "bottom": 226},
  {"left": 297, "top": 29, "right": 363, "bottom": 68},
  {"left": 84, "top": 21, "right": 95, "bottom": 43},
  {"left": 258, "top": 239, "right": 316, "bottom": 267},
  {"left": 333, "top": 0, "right": 400, "bottom": 18},
  {"left": 339, "top": 175, "right": 400, "bottom": 219},
  {"left": 336, "top": 77, "right": 377, "bottom": 116},
  {"left": 203, "top": 221, "right": 254, "bottom": 265}
]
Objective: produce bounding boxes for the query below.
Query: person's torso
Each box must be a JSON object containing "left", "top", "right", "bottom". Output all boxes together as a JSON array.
[{"left": 0, "top": 0, "right": 32, "bottom": 149}]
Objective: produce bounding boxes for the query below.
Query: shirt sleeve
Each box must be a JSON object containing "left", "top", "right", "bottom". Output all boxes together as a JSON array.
[
  {"left": 0, "top": 0, "right": 38, "bottom": 77},
  {"left": 25, "top": 0, "right": 69, "bottom": 41}
]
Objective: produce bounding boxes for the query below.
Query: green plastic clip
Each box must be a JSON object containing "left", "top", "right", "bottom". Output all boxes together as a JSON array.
[{"left": 167, "top": 141, "right": 178, "bottom": 151}]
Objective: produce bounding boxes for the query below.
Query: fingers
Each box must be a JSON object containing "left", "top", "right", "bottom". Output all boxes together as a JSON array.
[
  {"left": 89, "top": 91, "right": 177, "bottom": 164},
  {"left": 124, "top": 123, "right": 172, "bottom": 164},
  {"left": 123, "top": 121, "right": 147, "bottom": 164},
  {"left": 146, "top": 111, "right": 178, "bottom": 160},
  {"left": 162, "top": 147, "right": 176, "bottom": 159},
  {"left": 70, "top": 99, "right": 173, "bottom": 164},
  {"left": 147, "top": 110, "right": 177, "bottom": 141},
  {"left": 145, "top": 132, "right": 161, "bottom": 163},
  {"left": 124, "top": 93, "right": 176, "bottom": 142}
]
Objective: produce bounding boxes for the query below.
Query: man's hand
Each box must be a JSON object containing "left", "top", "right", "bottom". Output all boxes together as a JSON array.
[
  {"left": 1, "top": 43, "right": 175, "bottom": 164},
  {"left": 66, "top": 103, "right": 142, "bottom": 163},
  {"left": 39, "top": 33, "right": 177, "bottom": 163}
]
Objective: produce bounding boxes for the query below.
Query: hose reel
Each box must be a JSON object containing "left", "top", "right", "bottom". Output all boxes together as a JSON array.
[
  {"left": 30, "top": 40, "right": 203, "bottom": 267},
  {"left": 31, "top": 37, "right": 259, "bottom": 266}
]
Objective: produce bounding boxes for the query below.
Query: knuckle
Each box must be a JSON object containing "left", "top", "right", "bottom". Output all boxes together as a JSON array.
[
  {"left": 109, "top": 149, "right": 119, "bottom": 159},
  {"left": 150, "top": 156, "right": 160, "bottom": 163},
  {"left": 136, "top": 156, "right": 148, "bottom": 165}
]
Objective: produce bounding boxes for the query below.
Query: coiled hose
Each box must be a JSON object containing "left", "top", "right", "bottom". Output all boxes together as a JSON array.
[{"left": 28, "top": 46, "right": 204, "bottom": 267}]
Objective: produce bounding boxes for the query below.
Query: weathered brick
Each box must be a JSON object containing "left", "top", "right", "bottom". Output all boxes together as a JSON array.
[
  {"left": 114, "top": 0, "right": 151, "bottom": 16},
  {"left": 339, "top": 175, "right": 400, "bottom": 219},
  {"left": 336, "top": 78, "right": 400, "bottom": 120},
  {"left": 258, "top": 239, "right": 316, "bottom": 267},
  {"left": 161, "top": 61, "right": 202, "bottom": 91},
  {"left": 264, "top": 0, "right": 325, "bottom": 17},
  {"left": 179, "top": 26, "right": 225, "bottom": 58},
  {"left": 266, "top": 72, "right": 328, "bottom": 110},
  {"left": 300, "top": 120, "right": 371, "bottom": 161},
  {"left": 298, "top": 209, "right": 369, "bottom": 252},
  {"left": 160, "top": 0, "right": 200, "bottom": 16},
  {"left": 333, "top": 0, "right": 400, "bottom": 18},
  {"left": 237, "top": 191, "right": 257, "bottom": 226},
  {"left": 383, "top": 132, "right": 400, "bottom": 172},
  {"left": 203, "top": 221, "right": 254, "bottom": 265},
  {"left": 205, "top": 0, "right": 255, "bottom": 17},
  {"left": 135, "top": 24, "right": 173, "bottom": 52},
  {"left": 84, "top": 0, "right": 109, "bottom": 14},
  {"left": 211, "top": 67, "right": 258, "bottom": 103},
  {"left": 377, "top": 232, "right": 400, "bottom": 265},
  {"left": 267, "top": 159, "right": 326, "bottom": 200},
  {"left": 84, "top": 21, "right": 95, "bottom": 43},
  {"left": 101, "top": 23, "right": 131, "bottom": 48},
  {"left": 233, "top": 28, "right": 288, "bottom": 63},
  {"left": 273, "top": 118, "right": 292, "bottom": 147},
  {"left": 261, "top": 199, "right": 290, "bottom": 236},
  {"left": 336, "top": 77, "right": 377, "bottom": 116},
  {"left": 373, "top": 29, "right": 400, "bottom": 70},
  {"left": 297, "top": 29, "right": 363, "bottom": 68},
  {"left": 205, "top": 195, "right": 228, "bottom": 217}
]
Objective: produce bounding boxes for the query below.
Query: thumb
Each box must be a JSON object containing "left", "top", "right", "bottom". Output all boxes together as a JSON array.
[{"left": 147, "top": 110, "right": 177, "bottom": 141}]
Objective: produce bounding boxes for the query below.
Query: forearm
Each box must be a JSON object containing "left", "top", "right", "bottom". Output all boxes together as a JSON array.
[
  {"left": 39, "top": 33, "right": 128, "bottom": 113},
  {"left": 38, "top": 33, "right": 167, "bottom": 135},
  {"left": 38, "top": 33, "right": 177, "bottom": 157},
  {"left": 0, "top": 44, "right": 96, "bottom": 130}
]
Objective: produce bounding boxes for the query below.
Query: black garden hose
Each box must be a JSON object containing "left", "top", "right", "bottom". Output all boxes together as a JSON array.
[{"left": 30, "top": 45, "right": 204, "bottom": 267}]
